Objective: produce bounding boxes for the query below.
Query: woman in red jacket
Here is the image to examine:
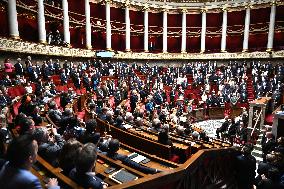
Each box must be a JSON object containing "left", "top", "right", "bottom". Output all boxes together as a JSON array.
[{"left": 3, "top": 58, "right": 13, "bottom": 73}]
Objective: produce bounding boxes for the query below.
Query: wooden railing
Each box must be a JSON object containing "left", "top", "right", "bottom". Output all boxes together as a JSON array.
[{"left": 107, "top": 148, "right": 239, "bottom": 189}]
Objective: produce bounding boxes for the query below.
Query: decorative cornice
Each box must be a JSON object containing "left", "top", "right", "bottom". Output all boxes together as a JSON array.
[
  {"left": 107, "top": 0, "right": 279, "bottom": 13},
  {"left": 2, "top": 38, "right": 284, "bottom": 60},
  {"left": 0, "top": 38, "right": 96, "bottom": 57},
  {"left": 114, "top": 51, "right": 284, "bottom": 60}
]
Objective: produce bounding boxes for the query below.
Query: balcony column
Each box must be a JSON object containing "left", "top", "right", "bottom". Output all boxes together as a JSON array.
[
  {"left": 85, "top": 0, "right": 92, "bottom": 49},
  {"left": 144, "top": 7, "right": 149, "bottom": 52},
  {"left": 181, "top": 9, "right": 187, "bottom": 53},
  {"left": 37, "top": 0, "right": 46, "bottom": 43},
  {"left": 267, "top": 1, "right": 276, "bottom": 52},
  {"left": 8, "top": 0, "right": 19, "bottom": 39},
  {"left": 243, "top": 6, "right": 251, "bottom": 52},
  {"left": 200, "top": 9, "right": 206, "bottom": 53},
  {"left": 163, "top": 9, "right": 168, "bottom": 53},
  {"left": 106, "top": 0, "right": 112, "bottom": 50},
  {"left": 125, "top": 3, "right": 131, "bottom": 51},
  {"left": 62, "top": 0, "right": 70, "bottom": 45},
  {"left": 221, "top": 7, "right": 227, "bottom": 52}
]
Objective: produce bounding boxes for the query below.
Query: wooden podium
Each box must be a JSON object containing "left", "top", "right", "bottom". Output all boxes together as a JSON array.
[
  {"left": 272, "top": 107, "right": 284, "bottom": 139},
  {"left": 248, "top": 97, "right": 271, "bottom": 139}
]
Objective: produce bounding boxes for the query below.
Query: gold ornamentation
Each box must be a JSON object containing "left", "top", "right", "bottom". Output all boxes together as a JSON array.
[
  {"left": 113, "top": 50, "right": 284, "bottom": 60},
  {"left": 0, "top": 38, "right": 96, "bottom": 57}
]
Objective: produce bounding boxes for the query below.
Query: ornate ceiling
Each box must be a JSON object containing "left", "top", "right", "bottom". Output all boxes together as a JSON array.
[{"left": 93, "top": 0, "right": 282, "bottom": 13}]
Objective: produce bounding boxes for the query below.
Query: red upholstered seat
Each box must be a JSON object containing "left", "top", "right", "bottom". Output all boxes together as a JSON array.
[
  {"left": 54, "top": 96, "right": 61, "bottom": 108},
  {"left": 8, "top": 88, "right": 17, "bottom": 98},
  {"left": 77, "top": 111, "right": 85, "bottom": 120},
  {"left": 13, "top": 101, "right": 21, "bottom": 116}
]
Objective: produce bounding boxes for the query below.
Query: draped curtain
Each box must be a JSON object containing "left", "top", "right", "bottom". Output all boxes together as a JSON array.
[
  {"left": 148, "top": 12, "right": 163, "bottom": 52},
  {"left": 206, "top": 12, "right": 222, "bottom": 53},
  {"left": 186, "top": 13, "right": 201, "bottom": 53},
  {"left": 274, "top": 5, "right": 284, "bottom": 50},
  {"left": 226, "top": 10, "right": 245, "bottom": 52},
  {"left": 248, "top": 7, "right": 270, "bottom": 51},
  {"left": 130, "top": 10, "right": 143, "bottom": 52},
  {"left": 167, "top": 13, "right": 182, "bottom": 53},
  {"left": 0, "top": 1, "right": 8, "bottom": 37}
]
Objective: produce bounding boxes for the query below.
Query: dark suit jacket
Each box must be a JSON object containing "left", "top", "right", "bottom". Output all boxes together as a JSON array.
[
  {"left": 102, "top": 152, "right": 157, "bottom": 174},
  {"left": 262, "top": 138, "right": 277, "bottom": 155},
  {"left": 69, "top": 169, "right": 103, "bottom": 189},
  {"left": 257, "top": 179, "right": 284, "bottom": 189},
  {"left": 0, "top": 163, "right": 59, "bottom": 189},
  {"left": 38, "top": 134, "right": 64, "bottom": 166},
  {"left": 235, "top": 154, "right": 256, "bottom": 189}
]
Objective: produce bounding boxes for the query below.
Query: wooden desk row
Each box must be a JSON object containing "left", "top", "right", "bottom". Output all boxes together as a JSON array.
[{"left": 38, "top": 98, "right": 179, "bottom": 189}]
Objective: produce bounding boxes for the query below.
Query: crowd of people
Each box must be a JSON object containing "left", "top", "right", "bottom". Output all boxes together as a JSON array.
[{"left": 0, "top": 56, "right": 283, "bottom": 188}]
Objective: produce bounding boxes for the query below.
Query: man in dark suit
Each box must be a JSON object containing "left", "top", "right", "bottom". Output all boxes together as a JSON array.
[
  {"left": 102, "top": 139, "right": 159, "bottom": 174},
  {"left": 82, "top": 73, "right": 91, "bottom": 92},
  {"left": 130, "top": 90, "right": 139, "bottom": 113},
  {"left": 261, "top": 132, "right": 277, "bottom": 162},
  {"left": 0, "top": 135, "right": 60, "bottom": 189},
  {"left": 69, "top": 143, "right": 107, "bottom": 189},
  {"left": 60, "top": 69, "right": 67, "bottom": 85},
  {"left": 216, "top": 117, "right": 230, "bottom": 139},
  {"left": 33, "top": 127, "right": 65, "bottom": 166},
  {"left": 14, "top": 58, "right": 24, "bottom": 76},
  {"left": 235, "top": 144, "right": 256, "bottom": 189}
]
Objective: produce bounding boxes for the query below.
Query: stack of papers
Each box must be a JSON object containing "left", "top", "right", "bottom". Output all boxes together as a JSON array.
[{"left": 128, "top": 153, "right": 146, "bottom": 163}]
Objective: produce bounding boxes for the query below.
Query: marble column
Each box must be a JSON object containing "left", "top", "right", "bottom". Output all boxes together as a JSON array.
[
  {"left": 163, "top": 9, "right": 168, "bottom": 53},
  {"left": 62, "top": 0, "right": 70, "bottom": 44},
  {"left": 106, "top": 0, "right": 112, "bottom": 50},
  {"left": 181, "top": 9, "right": 187, "bottom": 53},
  {"left": 125, "top": 5, "right": 131, "bottom": 51},
  {"left": 8, "top": 0, "right": 19, "bottom": 38},
  {"left": 267, "top": 2, "right": 276, "bottom": 51},
  {"left": 243, "top": 6, "right": 250, "bottom": 52},
  {"left": 221, "top": 8, "right": 227, "bottom": 52},
  {"left": 38, "top": 0, "right": 46, "bottom": 43},
  {"left": 85, "top": 0, "right": 92, "bottom": 49},
  {"left": 200, "top": 9, "right": 206, "bottom": 53},
  {"left": 144, "top": 8, "right": 149, "bottom": 52}
]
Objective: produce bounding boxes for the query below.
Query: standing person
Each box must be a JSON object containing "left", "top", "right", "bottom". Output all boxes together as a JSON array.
[
  {"left": 0, "top": 135, "right": 60, "bottom": 189},
  {"left": 14, "top": 58, "right": 24, "bottom": 76},
  {"left": 3, "top": 59, "right": 13, "bottom": 74},
  {"left": 69, "top": 143, "right": 108, "bottom": 189},
  {"left": 262, "top": 132, "right": 277, "bottom": 162},
  {"left": 235, "top": 144, "right": 256, "bottom": 189},
  {"left": 130, "top": 90, "right": 139, "bottom": 113}
]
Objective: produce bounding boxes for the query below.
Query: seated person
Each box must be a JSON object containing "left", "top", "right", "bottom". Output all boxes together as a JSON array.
[
  {"left": 80, "top": 119, "right": 101, "bottom": 149},
  {"left": 59, "top": 138, "right": 83, "bottom": 176},
  {"left": 274, "top": 137, "right": 284, "bottom": 155},
  {"left": 33, "top": 127, "right": 65, "bottom": 166},
  {"left": 30, "top": 106, "right": 43, "bottom": 126},
  {"left": 18, "top": 117, "right": 35, "bottom": 135},
  {"left": 113, "top": 116, "right": 125, "bottom": 130},
  {"left": 256, "top": 167, "right": 284, "bottom": 189},
  {"left": 0, "top": 134, "right": 60, "bottom": 189},
  {"left": 47, "top": 101, "right": 62, "bottom": 124},
  {"left": 69, "top": 143, "right": 107, "bottom": 189},
  {"left": 216, "top": 117, "right": 230, "bottom": 139},
  {"left": 148, "top": 118, "right": 162, "bottom": 133},
  {"left": 102, "top": 139, "right": 160, "bottom": 174},
  {"left": 158, "top": 125, "right": 173, "bottom": 146},
  {"left": 18, "top": 95, "right": 33, "bottom": 116}
]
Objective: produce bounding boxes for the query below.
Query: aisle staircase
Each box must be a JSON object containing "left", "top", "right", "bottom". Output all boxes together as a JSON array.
[
  {"left": 251, "top": 125, "right": 273, "bottom": 163},
  {"left": 252, "top": 137, "right": 264, "bottom": 163},
  {"left": 246, "top": 71, "right": 256, "bottom": 101}
]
